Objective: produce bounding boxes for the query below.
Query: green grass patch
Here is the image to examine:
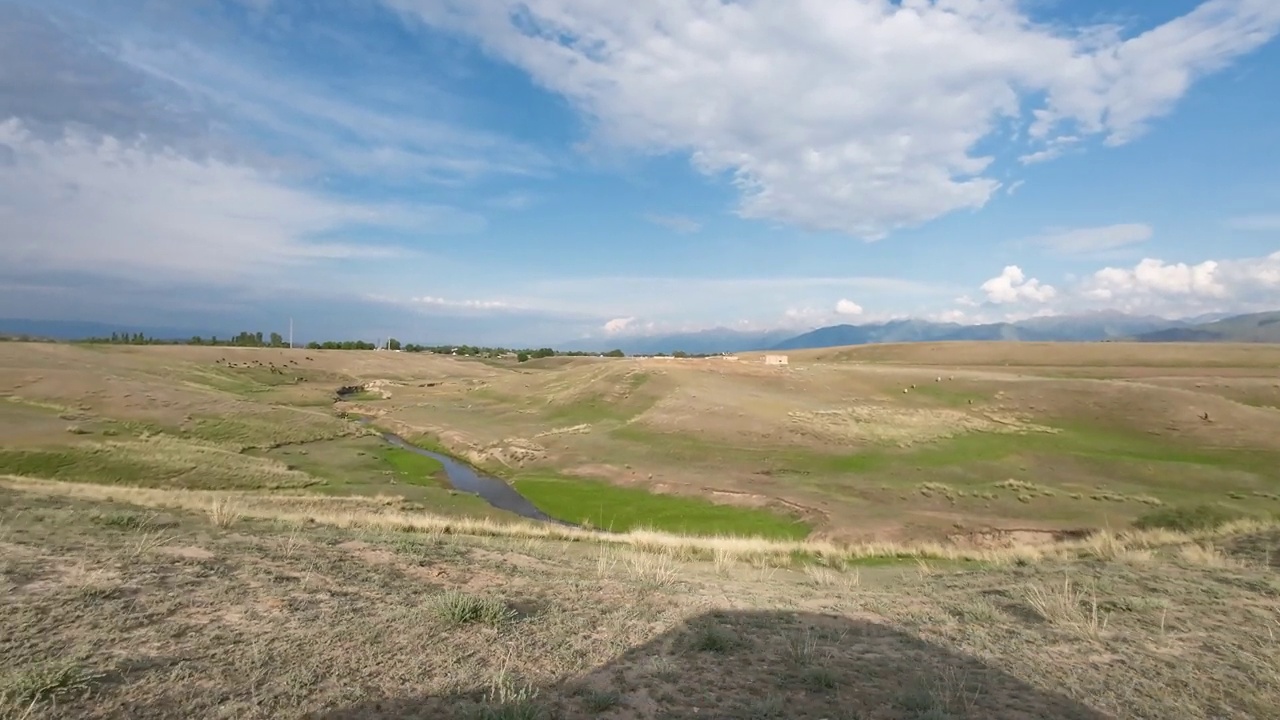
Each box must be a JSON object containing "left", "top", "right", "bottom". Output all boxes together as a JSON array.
[
  {"left": 541, "top": 372, "right": 658, "bottom": 426},
  {"left": 513, "top": 474, "right": 811, "bottom": 539},
  {"left": 770, "top": 422, "right": 1280, "bottom": 478},
  {"left": 183, "top": 410, "right": 353, "bottom": 450},
  {"left": 256, "top": 438, "right": 510, "bottom": 519},
  {"left": 0, "top": 438, "right": 319, "bottom": 491},
  {"left": 380, "top": 446, "right": 447, "bottom": 487},
  {"left": 1133, "top": 504, "right": 1249, "bottom": 532}
]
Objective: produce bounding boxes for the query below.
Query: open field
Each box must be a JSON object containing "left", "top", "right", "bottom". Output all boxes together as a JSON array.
[
  {"left": 3, "top": 341, "right": 1280, "bottom": 540},
  {"left": 3, "top": 342, "right": 1280, "bottom": 717},
  {"left": 3, "top": 480, "right": 1280, "bottom": 719}
]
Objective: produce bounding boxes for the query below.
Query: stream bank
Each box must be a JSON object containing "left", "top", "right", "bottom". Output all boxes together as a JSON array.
[{"left": 335, "top": 387, "right": 570, "bottom": 525}]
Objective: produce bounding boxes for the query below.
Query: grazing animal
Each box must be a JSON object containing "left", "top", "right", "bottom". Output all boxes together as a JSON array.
[{"left": 1200, "top": 411, "right": 1212, "bottom": 422}]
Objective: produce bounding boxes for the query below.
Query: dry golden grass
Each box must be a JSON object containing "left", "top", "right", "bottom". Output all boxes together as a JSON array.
[
  {"left": 5, "top": 476, "right": 1273, "bottom": 573},
  {"left": 4, "top": 482, "right": 1280, "bottom": 719}
]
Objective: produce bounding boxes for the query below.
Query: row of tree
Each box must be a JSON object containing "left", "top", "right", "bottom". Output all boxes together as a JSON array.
[
  {"left": 73, "top": 330, "right": 628, "bottom": 360},
  {"left": 78, "top": 331, "right": 290, "bottom": 347}
]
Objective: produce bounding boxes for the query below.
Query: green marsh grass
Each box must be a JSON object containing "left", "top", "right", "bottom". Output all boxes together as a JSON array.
[{"left": 513, "top": 474, "right": 811, "bottom": 539}]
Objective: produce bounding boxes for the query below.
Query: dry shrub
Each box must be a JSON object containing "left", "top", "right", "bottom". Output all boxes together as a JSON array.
[
  {"left": 1025, "top": 577, "right": 1108, "bottom": 640},
  {"left": 208, "top": 497, "right": 241, "bottom": 528},
  {"left": 1177, "top": 542, "right": 1240, "bottom": 568}
]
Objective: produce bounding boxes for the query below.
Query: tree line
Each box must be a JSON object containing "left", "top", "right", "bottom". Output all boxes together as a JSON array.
[
  {"left": 77, "top": 331, "right": 290, "bottom": 347},
  {"left": 72, "top": 330, "right": 627, "bottom": 359}
]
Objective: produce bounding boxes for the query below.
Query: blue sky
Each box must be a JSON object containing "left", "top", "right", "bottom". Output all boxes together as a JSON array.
[{"left": 1, "top": 0, "right": 1278, "bottom": 345}]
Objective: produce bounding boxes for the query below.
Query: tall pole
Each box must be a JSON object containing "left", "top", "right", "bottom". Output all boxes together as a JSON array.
[{"left": 288, "top": 317, "right": 293, "bottom": 349}]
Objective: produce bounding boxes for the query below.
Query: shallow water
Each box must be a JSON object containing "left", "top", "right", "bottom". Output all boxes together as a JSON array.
[
  {"left": 336, "top": 385, "right": 572, "bottom": 524},
  {"left": 378, "top": 430, "right": 566, "bottom": 524}
]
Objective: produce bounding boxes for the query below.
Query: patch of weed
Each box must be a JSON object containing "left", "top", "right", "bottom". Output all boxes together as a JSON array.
[{"left": 426, "top": 590, "right": 516, "bottom": 626}]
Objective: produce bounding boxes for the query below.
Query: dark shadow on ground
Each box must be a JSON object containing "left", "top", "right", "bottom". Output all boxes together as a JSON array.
[{"left": 308, "top": 609, "right": 1111, "bottom": 720}]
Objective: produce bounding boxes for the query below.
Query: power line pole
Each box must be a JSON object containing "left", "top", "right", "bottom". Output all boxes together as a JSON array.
[{"left": 288, "top": 317, "right": 293, "bottom": 349}]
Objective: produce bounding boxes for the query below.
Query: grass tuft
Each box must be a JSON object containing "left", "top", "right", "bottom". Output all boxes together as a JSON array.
[
  {"left": 426, "top": 590, "right": 517, "bottom": 626},
  {"left": 0, "top": 661, "right": 103, "bottom": 709},
  {"left": 575, "top": 687, "right": 622, "bottom": 712},
  {"left": 208, "top": 497, "right": 241, "bottom": 528},
  {"left": 624, "top": 551, "right": 680, "bottom": 588},
  {"left": 690, "top": 624, "right": 739, "bottom": 653},
  {"left": 470, "top": 664, "right": 547, "bottom": 720},
  {"left": 1024, "top": 577, "right": 1107, "bottom": 639}
]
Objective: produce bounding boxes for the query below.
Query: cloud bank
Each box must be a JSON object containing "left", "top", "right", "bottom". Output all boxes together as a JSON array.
[{"left": 391, "top": 0, "right": 1280, "bottom": 238}]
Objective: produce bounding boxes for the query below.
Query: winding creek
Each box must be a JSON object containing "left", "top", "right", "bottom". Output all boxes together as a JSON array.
[{"left": 336, "top": 387, "right": 571, "bottom": 525}]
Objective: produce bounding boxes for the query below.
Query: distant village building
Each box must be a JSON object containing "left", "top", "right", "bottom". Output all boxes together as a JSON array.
[{"left": 764, "top": 354, "right": 789, "bottom": 366}]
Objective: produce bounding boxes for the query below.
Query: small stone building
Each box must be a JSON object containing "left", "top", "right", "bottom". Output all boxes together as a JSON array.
[{"left": 764, "top": 354, "right": 789, "bottom": 366}]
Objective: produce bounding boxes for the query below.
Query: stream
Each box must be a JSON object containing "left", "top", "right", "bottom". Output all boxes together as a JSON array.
[
  {"left": 336, "top": 391, "right": 569, "bottom": 525},
  {"left": 378, "top": 429, "right": 566, "bottom": 524}
]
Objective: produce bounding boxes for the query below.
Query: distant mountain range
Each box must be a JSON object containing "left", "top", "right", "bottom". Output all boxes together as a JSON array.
[
  {"left": 1130, "top": 310, "right": 1280, "bottom": 343},
  {"left": 565, "top": 327, "right": 798, "bottom": 356},
  {"left": 568, "top": 310, "right": 1280, "bottom": 355},
  {"left": 770, "top": 310, "right": 1189, "bottom": 350},
  {"left": 6, "top": 310, "right": 1280, "bottom": 354}
]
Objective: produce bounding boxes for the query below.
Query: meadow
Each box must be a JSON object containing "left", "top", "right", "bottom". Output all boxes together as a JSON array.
[
  {"left": 3, "top": 341, "right": 1280, "bottom": 540},
  {"left": 2, "top": 341, "right": 1280, "bottom": 717}
]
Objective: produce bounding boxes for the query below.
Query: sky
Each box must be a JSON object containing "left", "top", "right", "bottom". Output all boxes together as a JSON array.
[{"left": 1, "top": 0, "right": 1278, "bottom": 346}]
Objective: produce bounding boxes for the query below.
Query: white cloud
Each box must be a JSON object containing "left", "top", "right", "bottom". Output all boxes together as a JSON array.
[
  {"left": 1082, "top": 254, "right": 1280, "bottom": 303},
  {"left": 1226, "top": 214, "right": 1280, "bottom": 232},
  {"left": 1030, "top": 1, "right": 1280, "bottom": 147},
  {"left": 834, "top": 299, "right": 864, "bottom": 316},
  {"left": 391, "top": 0, "right": 1280, "bottom": 238},
  {"left": 1030, "top": 223, "right": 1154, "bottom": 255},
  {"left": 603, "top": 317, "right": 636, "bottom": 334},
  {"left": 1018, "top": 135, "right": 1081, "bottom": 165},
  {"left": 0, "top": 119, "right": 475, "bottom": 282},
  {"left": 411, "top": 296, "right": 513, "bottom": 310},
  {"left": 644, "top": 213, "right": 702, "bottom": 233},
  {"left": 958, "top": 250, "right": 1280, "bottom": 320},
  {"left": 980, "top": 265, "right": 1057, "bottom": 304}
]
